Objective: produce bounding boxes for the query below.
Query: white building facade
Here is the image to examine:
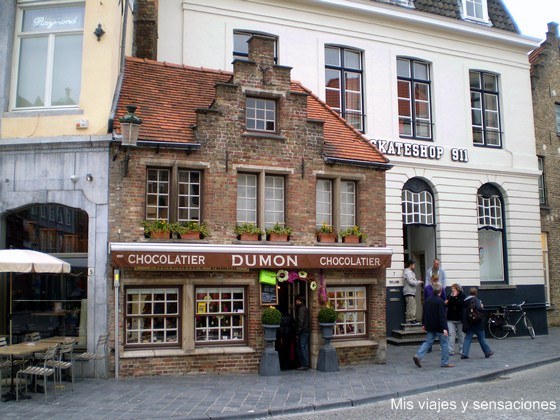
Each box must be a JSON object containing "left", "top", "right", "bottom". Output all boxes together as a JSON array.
[{"left": 154, "top": 0, "right": 547, "bottom": 334}]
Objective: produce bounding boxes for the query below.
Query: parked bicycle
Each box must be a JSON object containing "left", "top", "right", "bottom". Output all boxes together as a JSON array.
[{"left": 487, "top": 300, "right": 535, "bottom": 340}]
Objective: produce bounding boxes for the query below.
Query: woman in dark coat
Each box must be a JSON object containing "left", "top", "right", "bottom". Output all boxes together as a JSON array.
[{"left": 445, "top": 283, "right": 465, "bottom": 356}]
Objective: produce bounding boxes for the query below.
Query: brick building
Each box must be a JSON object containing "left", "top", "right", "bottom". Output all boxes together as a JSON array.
[
  {"left": 530, "top": 22, "right": 560, "bottom": 326},
  {"left": 108, "top": 36, "right": 392, "bottom": 376}
]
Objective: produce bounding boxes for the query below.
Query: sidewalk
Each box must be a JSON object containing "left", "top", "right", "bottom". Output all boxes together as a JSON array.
[{"left": 3, "top": 328, "right": 560, "bottom": 419}]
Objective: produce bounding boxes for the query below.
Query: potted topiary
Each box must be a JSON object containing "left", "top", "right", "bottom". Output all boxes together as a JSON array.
[
  {"left": 317, "top": 305, "right": 339, "bottom": 372},
  {"left": 171, "top": 221, "right": 209, "bottom": 240},
  {"left": 259, "top": 306, "right": 282, "bottom": 376},
  {"left": 141, "top": 219, "right": 171, "bottom": 239},
  {"left": 339, "top": 225, "right": 367, "bottom": 244},
  {"left": 266, "top": 223, "right": 292, "bottom": 242},
  {"left": 235, "top": 222, "right": 264, "bottom": 241},
  {"left": 316, "top": 223, "right": 336, "bottom": 242}
]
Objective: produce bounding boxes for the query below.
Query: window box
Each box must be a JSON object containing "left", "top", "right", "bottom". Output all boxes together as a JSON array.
[
  {"left": 317, "top": 232, "right": 337, "bottom": 243},
  {"left": 268, "top": 233, "right": 289, "bottom": 242},
  {"left": 342, "top": 235, "right": 360, "bottom": 244}
]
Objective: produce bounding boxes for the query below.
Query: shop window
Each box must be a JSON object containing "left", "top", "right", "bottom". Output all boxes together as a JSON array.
[
  {"left": 246, "top": 97, "right": 276, "bottom": 132},
  {"left": 237, "top": 173, "right": 285, "bottom": 229},
  {"left": 397, "top": 57, "right": 432, "bottom": 139},
  {"left": 12, "top": 3, "right": 84, "bottom": 109},
  {"left": 327, "top": 286, "right": 367, "bottom": 337},
  {"left": 325, "top": 45, "right": 364, "bottom": 131},
  {"left": 195, "top": 287, "right": 245, "bottom": 343},
  {"left": 146, "top": 168, "right": 201, "bottom": 222},
  {"left": 470, "top": 70, "right": 501, "bottom": 147},
  {"left": 477, "top": 184, "right": 506, "bottom": 283},
  {"left": 125, "top": 288, "right": 180, "bottom": 347},
  {"left": 233, "top": 30, "right": 278, "bottom": 63},
  {"left": 316, "top": 179, "right": 357, "bottom": 231}
]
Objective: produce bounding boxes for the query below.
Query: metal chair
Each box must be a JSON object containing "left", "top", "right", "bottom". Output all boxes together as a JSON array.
[
  {"left": 16, "top": 345, "right": 58, "bottom": 403},
  {"left": 73, "top": 333, "right": 108, "bottom": 382},
  {"left": 46, "top": 340, "right": 75, "bottom": 391},
  {"left": 0, "top": 337, "right": 11, "bottom": 396}
]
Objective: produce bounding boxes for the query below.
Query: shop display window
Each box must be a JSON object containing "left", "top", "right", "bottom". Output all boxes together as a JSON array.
[
  {"left": 125, "top": 288, "right": 180, "bottom": 346},
  {"left": 195, "top": 287, "right": 245, "bottom": 343},
  {"left": 327, "top": 286, "right": 367, "bottom": 337}
]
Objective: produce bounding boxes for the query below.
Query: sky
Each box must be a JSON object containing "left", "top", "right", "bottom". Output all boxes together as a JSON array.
[{"left": 502, "top": 0, "right": 560, "bottom": 40}]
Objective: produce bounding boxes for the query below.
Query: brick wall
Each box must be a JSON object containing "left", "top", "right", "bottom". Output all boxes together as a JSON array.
[{"left": 532, "top": 23, "right": 560, "bottom": 326}]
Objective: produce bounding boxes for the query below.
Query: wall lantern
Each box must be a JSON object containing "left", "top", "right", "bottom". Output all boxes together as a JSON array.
[
  {"left": 94, "top": 23, "right": 105, "bottom": 41},
  {"left": 119, "top": 105, "right": 142, "bottom": 147}
]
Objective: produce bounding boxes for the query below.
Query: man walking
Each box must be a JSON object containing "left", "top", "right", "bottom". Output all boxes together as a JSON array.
[
  {"left": 413, "top": 283, "right": 454, "bottom": 368},
  {"left": 295, "top": 294, "right": 310, "bottom": 370},
  {"left": 426, "top": 258, "right": 447, "bottom": 288},
  {"left": 403, "top": 259, "right": 423, "bottom": 324}
]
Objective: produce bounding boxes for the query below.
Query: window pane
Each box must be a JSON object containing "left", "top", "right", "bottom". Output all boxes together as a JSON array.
[
  {"left": 397, "top": 58, "right": 410, "bottom": 78},
  {"left": 344, "top": 49, "right": 361, "bottom": 70},
  {"left": 483, "top": 73, "right": 497, "bottom": 91},
  {"left": 325, "top": 46, "right": 340, "bottom": 66},
  {"left": 316, "top": 179, "right": 332, "bottom": 227},
  {"left": 51, "top": 34, "right": 82, "bottom": 106},
  {"left": 469, "top": 71, "right": 481, "bottom": 89},
  {"left": 413, "top": 61, "right": 428, "bottom": 80},
  {"left": 16, "top": 37, "right": 48, "bottom": 107}
]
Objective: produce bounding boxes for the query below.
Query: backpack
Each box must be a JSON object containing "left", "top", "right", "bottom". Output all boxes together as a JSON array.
[{"left": 467, "top": 298, "right": 484, "bottom": 323}]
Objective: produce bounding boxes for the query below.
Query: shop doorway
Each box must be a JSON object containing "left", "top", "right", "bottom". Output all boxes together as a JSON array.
[{"left": 276, "top": 280, "right": 308, "bottom": 370}]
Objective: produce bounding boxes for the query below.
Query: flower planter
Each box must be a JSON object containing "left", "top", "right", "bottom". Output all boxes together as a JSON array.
[
  {"left": 317, "top": 322, "right": 339, "bottom": 372},
  {"left": 150, "top": 230, "right": 170, "bottom": 239},
  {"left": 342, "top": 235, "right": 360, "bottom": 244},
  {"left": 239, "top": 233, "right": 260, "bottom": 241},
  {"left": 180, "top": 231, "right": 201, "bottom": 240},
  {"left": 268, "top": 233, "right": 289, "bottom": 242},
  {"left": 259, "top": 324, "right": 281, "bottom": 376},
  {"left": 317, "top": 233, "right": 336, "bottom": 243}
]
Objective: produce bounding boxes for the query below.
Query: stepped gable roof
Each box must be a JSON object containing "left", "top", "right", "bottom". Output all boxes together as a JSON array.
[
  {"left": 116, "top": 56, "right": 389, "bottom": 167},
  {"left": 372, "top": 0, "right": 518, "bottom": 33}
]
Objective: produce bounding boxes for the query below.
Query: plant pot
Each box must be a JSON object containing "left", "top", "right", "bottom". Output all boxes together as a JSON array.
[
  {"left": 150, "top": 230, "right": 170, "bottom": 239},
  {"left": 268, "top": 233, "right": 289, "bottom": 242},
  {"left": 180, "top": 231, "right": 201, "bottom": 240},
  {"left": 239, "top": 233, "right": 259, "bottom": 241},
  {"left": 259, "top": 324, "right": 281, "bottom": 376},
  {"left": 317, "top": 322, "right": 339, "bottom": 372},
  {"left": 342, "top": 235, "right": 360, "bottom": 244},
  {"left": 263, "top": 324, "right": 280, "bottom": 342},
  {"left": 317, "top": 233, "right": 336, "bottom": 243}
]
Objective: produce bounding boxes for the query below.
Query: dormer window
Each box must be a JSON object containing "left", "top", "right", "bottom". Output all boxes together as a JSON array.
[
  {"left": 246, "top": 97, "right": 276, "bottom": 132},
  {"left": 463, "top": 0, "right": 489, "bottom": 22}
]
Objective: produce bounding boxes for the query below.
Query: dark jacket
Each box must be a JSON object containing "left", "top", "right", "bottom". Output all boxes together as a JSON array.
[
  {"left": 295, "top": 303, "right": 309, "bottom": 335},
  {"left": 422, "top": 294, "right": 448, "bottom": 333},
  {"left": 462, "top": 295, "right": 484, "bottom": 328},
  {"left": 446, "top": 291, "right": 465, "bottom": 322}
]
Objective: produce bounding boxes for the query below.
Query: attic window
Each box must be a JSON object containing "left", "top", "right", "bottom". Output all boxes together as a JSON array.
[
  {"left": 462, "top": 0, "right": 489, "bottom": 23},
  {"left": 246, "top": 97, "right": 276, "bottom": 132}
]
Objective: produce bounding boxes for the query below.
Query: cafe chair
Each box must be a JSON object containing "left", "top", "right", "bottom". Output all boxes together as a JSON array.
[
  {"left": 0, "top": 337, "right": 11, "bottom": 396},
  {"left": 16, "top": 345, "right": 58, "bottom": 404},
  {"left": 46, "top": 340, "right": 75, "bottom": 392},
  {"left": 73, "top": 333, "right": 108, "bottom": 382}
]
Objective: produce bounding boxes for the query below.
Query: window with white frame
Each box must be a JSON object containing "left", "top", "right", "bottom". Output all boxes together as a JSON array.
[
  {"left": 146, "top": 168, "right": 201, "bottom": 222},
  {"left": 470, "top": 70, "right": 501, "bottom": 147},
  {"left": 246, "top": 98, "right": 276, "bottom": 132},
  {"left": 237, "top": 173, "right": 286, "bottom": 229},
  {"left": 402, "top": 190, "right": 434, "bottom": 225},
  {"left": 397, "top": 58, "right": 432, "bottom": 139},
  {"left": 13, "top": 3, "right": 84, "bottom": 109},
  {"left": 125, "top": 288, "right": 180, "bottom": 347},
  {"left": 233, "top": 30, "right": 277, "bottom": 63},
  {"left": 316, "top": 179, "right": 357, "bottom": 230},
  {"left": 463, "top": 0, "right": 488, "bottom": 21},
  {"left": 195, "top": 287, "right": 245, "bottom": 343},
  {"left": 327, "top": 286, "right": 367, "bottom": 337},
  {"left": 478, "top": 184, "right": 506, "bottom": 283},
  {"left": 538, "top": 157, "right": 547, "bottom": 206},
  {"left": 325, "top": 45, "right": 364, "bottom": 131},
  {"left": 555, "top": 104, "right": 560, "bottom": 135}
]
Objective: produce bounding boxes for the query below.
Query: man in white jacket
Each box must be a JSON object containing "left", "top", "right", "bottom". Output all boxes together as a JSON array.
[{"left": 403, "top": 259, "right": 423, "bottom": 324}]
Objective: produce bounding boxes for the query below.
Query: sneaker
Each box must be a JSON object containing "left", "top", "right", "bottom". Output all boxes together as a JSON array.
[
  {"left": 485, "top": 351, "right": 494, "bottom": 359},
  {"left": 449, "top": 352, "right": 455, "bottom": 356},
  {"left": 296, "top": 366, "right": 309, "bottom": 371},
  {"left": 441, "top": 364, "right": 455, "bottom": 368},
  {"left": 413, "top": 356, "right": 422, "bottom": 368},
  {"left": 460, "top": 355, "right": 469, "bottom": 359}
]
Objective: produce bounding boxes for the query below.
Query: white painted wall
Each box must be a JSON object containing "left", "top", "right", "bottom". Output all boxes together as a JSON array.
[{"left": 158, "top": 0, "right": 543, "bottom": 288}]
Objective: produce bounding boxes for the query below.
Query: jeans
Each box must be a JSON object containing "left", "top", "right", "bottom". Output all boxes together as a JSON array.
[
  {"left": 447, "top": 320, "right": 464, "bottom": 354},
  {"left": 296, "top": 331, "right": 310, "bottom": 368},
  {"left": 415, "top": 331, "right": 450, "bottom": 367},
  {"left": 462, "top": 323, "right": 492, "bottom": 357}
]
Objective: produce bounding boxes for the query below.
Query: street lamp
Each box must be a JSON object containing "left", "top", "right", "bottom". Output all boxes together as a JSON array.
[{"left": 119, "top": 105, "right": 142, "bottom": 147}]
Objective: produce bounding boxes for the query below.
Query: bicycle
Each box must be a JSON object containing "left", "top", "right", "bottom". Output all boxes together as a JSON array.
[{"left": 487, "top": 300, "right": 535, "bottom": 340}]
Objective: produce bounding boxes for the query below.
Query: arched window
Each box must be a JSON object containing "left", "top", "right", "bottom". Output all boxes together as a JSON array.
[
  {"left": 402, "top": 178, "right": 434, "bottom": 225},
  {"left": 477, "top": 184, "right": 506, "bottom": 282}
]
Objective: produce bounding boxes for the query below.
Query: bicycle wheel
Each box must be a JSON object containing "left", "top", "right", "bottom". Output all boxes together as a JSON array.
[
  {"left": 488, "top": 315, "right": 509, "bottom": 339},
  {"left": 524, "top": 316, "right": 536, "bottom": 339}
]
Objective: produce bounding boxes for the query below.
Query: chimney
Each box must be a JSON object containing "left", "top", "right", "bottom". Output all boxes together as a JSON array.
[
  {"left": 546, "top": 22, "right": 558, "bottom": 45},
  {"left": 133, "top": 0, "right": 158, "bottom": 60}
]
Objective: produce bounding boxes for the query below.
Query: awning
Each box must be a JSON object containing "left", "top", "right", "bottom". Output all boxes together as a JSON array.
[{"left": 109, "top": 242, "right": 392, "bottom": 270}]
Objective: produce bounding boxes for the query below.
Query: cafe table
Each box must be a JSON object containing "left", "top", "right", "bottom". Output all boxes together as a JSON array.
[
  {"left": 0, "top": 341, "right": 55, "bottom": 401},
  {"left": 39, "top": 336, "right": 76, "bottom": 344}
]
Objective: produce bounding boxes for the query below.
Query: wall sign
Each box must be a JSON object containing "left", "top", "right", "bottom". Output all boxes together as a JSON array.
[
  {"left": 260, "top": 284, "right": 278, "bottom": 306},
  {"left": 370, "top": 139, "right": 469, "bottom": 163}
]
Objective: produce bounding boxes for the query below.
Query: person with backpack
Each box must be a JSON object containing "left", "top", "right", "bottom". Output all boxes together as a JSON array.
[{"left": 461, "top": 287, "right": 493, "bottom": 359}]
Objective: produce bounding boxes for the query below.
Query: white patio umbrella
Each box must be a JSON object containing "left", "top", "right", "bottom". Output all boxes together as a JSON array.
[{"left": 0, "top": 249, "right": 71, "bottom": 345}]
